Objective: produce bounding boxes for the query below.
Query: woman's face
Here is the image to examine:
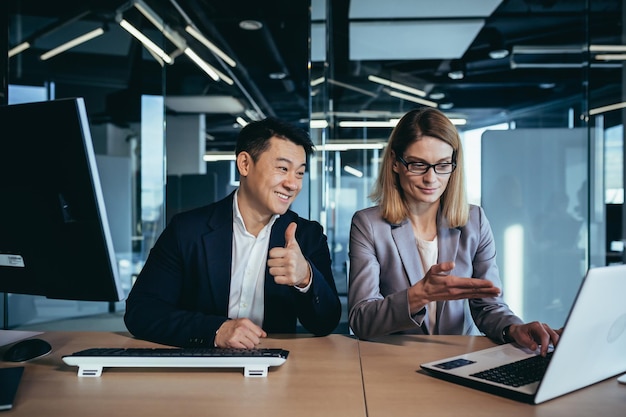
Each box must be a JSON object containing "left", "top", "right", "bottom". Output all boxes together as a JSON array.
[{"left": 392, "top": 136, "right": 454, "bottom": 208}]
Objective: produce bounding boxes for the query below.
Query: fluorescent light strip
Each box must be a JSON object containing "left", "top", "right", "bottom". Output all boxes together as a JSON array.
[
  {"left": 339, "top": 120, "right": 396, "bottom": 128},
  {"left": 134, "top": 0, "right": 166, "bottom": 32},
  {"left": 589, "top": 101, "right": 626, "bottom": 116},
  {"left": 8, "top": 41, "right": 30, "bottom": 58},
  {"left": 208, "top": 64, "right": 234, "bottom": 85},
  {"left": 368, "top": 75, "right": 427, "bottom": 97},
  {"left": 317, "top": 142, "right": 386, "bottom": 151},
  {"left": 310, "top": 119, "right": 328, "bottom": 128},
  {"left": 185, "top": 25, "right": 237, "bottom": 68},
  {"left": 311, "top": 76, "right": 325, "bottom": 86},
  {"left": 133, "top": 0, "right": 190, "bottom": 55},
  {"left": 40, "top": 27, "right": 105, "bottom": 61},
  {"left": 589, "top": 44, "right": 626, "bottom": 52},
  {"left": 343, "top": 165, "right": 363, "bottom": 178},
  {"left": 387, "top": 90, "right": 438, "bottom": 108},
  {"left": 513, "top": 45, "right": 583, "bottom": 54},
  {"left": 183, "top": 48, "right": 219, "bottom": 80},
  {"left": 133, "top": 0, "right": 232, "bottom": 86},
  {"left": 203, "top": 152, "right": 236, "bottom": 161},
  {"left": 328, "top": 78, "right": 378, "bottom": 97},
  {"left": 134, "top": 1, "right": 231, "bottom": 84},
  {"left": 594, "top": 54, "right": 626, "bottom": 61},
  {"left": 236, "top": 117, "right": 248, "bottom": 127},
  {"left": 449, "top": 118, "right": 467, "bottom": 125},
  {"left": 120, "top": 19, "right": 172, "bottom": 64},
  {"left": 134, "top": 0, "right": 235, "bottom": 85}
]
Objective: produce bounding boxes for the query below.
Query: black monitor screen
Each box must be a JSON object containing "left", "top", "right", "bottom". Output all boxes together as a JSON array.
[{"left": 0, "top": 98, "right": 124, "bottom": 302}]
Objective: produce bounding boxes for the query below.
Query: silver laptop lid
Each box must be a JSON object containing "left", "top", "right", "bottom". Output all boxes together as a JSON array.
[{"left": 534, "top": 264, "right": 626, "bottom": 403}]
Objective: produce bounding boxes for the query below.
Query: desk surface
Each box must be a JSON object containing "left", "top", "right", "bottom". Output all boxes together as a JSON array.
[
  {"left": 359, "top": 335, "right": 626, "bottom": 417},
  {"left": 1, "top": 332, "right": 625, "bottom": 416},
  {"left": 1, "top": 332, "right": 365, "bottom": 417}
]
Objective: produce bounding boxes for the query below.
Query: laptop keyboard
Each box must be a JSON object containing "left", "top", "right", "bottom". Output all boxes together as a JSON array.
[{"left": 470, "top": 352, "right": 553, "bottom": 387}]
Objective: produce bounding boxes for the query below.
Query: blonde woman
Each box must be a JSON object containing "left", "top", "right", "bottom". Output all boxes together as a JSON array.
[{"left": 348, "top": 108, "right": 560, "bottom": 355}]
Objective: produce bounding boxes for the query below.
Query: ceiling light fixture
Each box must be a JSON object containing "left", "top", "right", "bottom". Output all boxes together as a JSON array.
[
  {"left": 485, "top": 27, "right": 509, "bottom": 60},
  {"left": 488, "top": 48, "right": 509, "bottom": 59},
  {"left": 386, "top": 90, "right": 438, "bottom": 108},
  {"left": 317, "top": 142, "right": 387, "bottom": 151},
  {"left": 185, "top": 25, "right": 237, "bottom": 68},
  {"left": 589, "top": 101, "right": 626, "bottom": 116},
  {"left": 589, "top": 45, "right": 626, "bottom": 52},
  {"left": 447, "top": 70, "right": 464, "bottom": 80},
  {"left": 8, "top": 41, "right": 30, "bottom": 58},
  {"left": 203, "top": 152, "right": 236, "bottom": 162},
  {"left": 310, "top": 119, "right": 328, "bottom": 129},
  {"left": 127, "top": 1, "right": 233, "bottom": 84},
  {"left": 269, "top": 72, "right": 287, "bottom": 80},
  {"left": 338, "top": 120, "right": 397, "bottom": 128},
  {"left": 513, "top": 45, "right": 583, "bottom": 54},
  {"left": 368, "top": 75, "right": 427, "bottom": 97},
  {"left": 119, "top": 19, "right": 173, "bottom": 64},
  {"left": 310, "top": 77, "right": 325, "bottom": 86},
  {"left": 7, "top": 10, "right": 91, "bottom": 59},
  {"left": 447, "top": 60, "right": 465, "bottom": 80},
  {"left": 239, "top": 20, "right": 263, "bottom": 30},
  {"left": 343, "top": 165, "right": 364, "bottom": 178},
  {"left": 449, "top": 118, "right": 467, "bottom": 125},
  {"left": 132, "top": 0, "right": 187, "bottom": 49},
  {"left": 183, "top": 48, "right": 219, "bottom": 80},
  {"left": 594, "top": 54, "right": 626, "bottom": 61},
  {"left": 236, "top": 117, "right": 248, "bottom": 127},
  {"left": 40, "top": 27, "right": 105, "bottom": 61}
]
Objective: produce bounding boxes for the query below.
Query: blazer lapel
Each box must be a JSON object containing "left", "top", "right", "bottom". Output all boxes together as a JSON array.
[
  {"left": 202, "top": 194, "right": 235, "bottom": 315},
  {"left": 391, "top": 220, "right": 423, "bottom": 286}
]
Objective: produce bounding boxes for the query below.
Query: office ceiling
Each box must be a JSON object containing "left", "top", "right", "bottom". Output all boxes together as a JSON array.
[{"left": 7, "top": 0, "right": 624, "bottom": 148}]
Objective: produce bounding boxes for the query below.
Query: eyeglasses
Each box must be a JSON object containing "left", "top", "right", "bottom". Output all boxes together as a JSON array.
[{"left": 396, "top": 156, "right": 456, "bottom": 175}]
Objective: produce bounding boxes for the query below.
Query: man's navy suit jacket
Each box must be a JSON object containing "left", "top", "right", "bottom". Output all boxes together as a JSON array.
[{"left": 124, "top": 192, "right": 342, "bottom": 347}]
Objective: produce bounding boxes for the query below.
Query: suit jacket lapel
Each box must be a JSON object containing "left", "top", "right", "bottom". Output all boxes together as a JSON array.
[
  {"left": 203, "top": 193, "right": 235, "bottom": 315},
  {"left": 391, "top": 220, "right": 423, "bottom": 286}
]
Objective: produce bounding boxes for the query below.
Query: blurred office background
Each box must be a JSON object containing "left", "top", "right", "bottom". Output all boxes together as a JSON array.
[{"left": 1, "top": 0, "right": 624, "bottom": 332}]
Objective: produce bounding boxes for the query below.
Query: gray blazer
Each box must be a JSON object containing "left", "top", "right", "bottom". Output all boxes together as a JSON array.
[{"left": 348, "top": 204, "right": 523, "bottom": 341}]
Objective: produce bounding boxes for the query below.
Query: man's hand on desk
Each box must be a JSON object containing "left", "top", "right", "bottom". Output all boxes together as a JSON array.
[
  {"left": 507, "top": 322, "right": 563, "bottom": 356},
  {"left": 215, "top": 318, "right": 267, "bottom": 349}
]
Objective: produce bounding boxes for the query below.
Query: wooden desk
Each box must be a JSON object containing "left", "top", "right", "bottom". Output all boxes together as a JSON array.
[
  {"left": 2, "top": 332, "right": 365, "bottom": 417},
  {"left": 3, "top": 333, "right": 625, "bottom": 416},
  {"left": 358, "top": 335, "right": 626, "bottom": 417}
]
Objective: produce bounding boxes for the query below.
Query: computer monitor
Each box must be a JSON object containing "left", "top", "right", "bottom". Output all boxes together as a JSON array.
[{"left": 0, "top": 97, "right": 124, "bottom": 304}]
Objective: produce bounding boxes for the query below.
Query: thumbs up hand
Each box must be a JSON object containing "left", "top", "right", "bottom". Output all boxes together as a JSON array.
[{"left": 268, "top": 222, "right": 311, "bottom": 288}]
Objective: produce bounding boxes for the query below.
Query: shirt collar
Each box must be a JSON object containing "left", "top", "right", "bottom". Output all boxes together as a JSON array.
[{"left": 233, "top": 189, "right": 279, "bottom": 236}]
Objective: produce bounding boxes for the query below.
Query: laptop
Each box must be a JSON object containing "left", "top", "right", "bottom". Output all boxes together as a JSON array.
[{"left": 420, "top": 264, "right": 626, "bottom": 404}]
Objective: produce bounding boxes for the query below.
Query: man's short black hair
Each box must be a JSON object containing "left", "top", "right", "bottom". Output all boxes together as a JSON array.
[{"left": 235, "top": 117, "right": 314, "bottom": 161}]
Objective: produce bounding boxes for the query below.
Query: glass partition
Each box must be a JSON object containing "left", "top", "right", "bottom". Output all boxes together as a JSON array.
[
  {"left": 2, "top": 0, "right": 624, "bottom": 334},
  {"left": 310, "top": 0, "right": 625, "bottom": 331}
]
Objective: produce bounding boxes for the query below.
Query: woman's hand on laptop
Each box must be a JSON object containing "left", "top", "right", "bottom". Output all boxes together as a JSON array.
[{"left": 508, "top": 322, "right": 562, "bottom": 356}]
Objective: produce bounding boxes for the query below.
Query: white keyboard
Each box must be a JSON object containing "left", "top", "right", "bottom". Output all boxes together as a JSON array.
[{"left": 62, "top": 347, "right": 289, "bottom": 378}]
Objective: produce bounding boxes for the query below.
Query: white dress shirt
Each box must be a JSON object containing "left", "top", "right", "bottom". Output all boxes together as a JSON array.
[{"left": 228, "top": 190, "right": 278, "bottom": 326}]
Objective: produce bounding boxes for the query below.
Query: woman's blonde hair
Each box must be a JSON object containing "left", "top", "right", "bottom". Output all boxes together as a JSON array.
[{"left": 371, "top": 107, "right": 469, "bottom": 227}]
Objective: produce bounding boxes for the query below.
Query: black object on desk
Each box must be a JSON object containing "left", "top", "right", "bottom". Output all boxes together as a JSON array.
[
  {"left": 3, "top": 339, "right": 52, "bottom": 362},
  {"left": 0, "top": 366, "right": 24, "bottom": 411}
]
